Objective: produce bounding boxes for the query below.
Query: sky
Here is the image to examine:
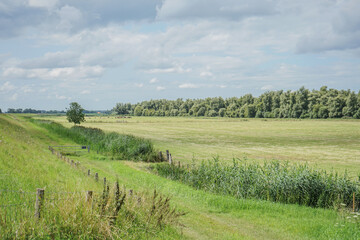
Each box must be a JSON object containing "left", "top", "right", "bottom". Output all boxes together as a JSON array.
[{"left": 0, "top": 0, "right": 360, "bottom": 111}]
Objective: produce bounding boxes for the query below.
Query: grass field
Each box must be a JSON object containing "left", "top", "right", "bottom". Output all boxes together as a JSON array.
[
  {"left": 39, "top": 116, "right": 360, "bottom": 176},
  {"left": 4, "top": 114, "right": 360, "bottom": 239}
]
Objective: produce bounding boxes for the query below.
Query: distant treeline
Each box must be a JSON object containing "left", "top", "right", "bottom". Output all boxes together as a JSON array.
[
  {"left": 5, "top": 108, "right": 109, "bottom": 114},
  {"left": 113, "top": 86, "right": 360, "bottom": 119}
]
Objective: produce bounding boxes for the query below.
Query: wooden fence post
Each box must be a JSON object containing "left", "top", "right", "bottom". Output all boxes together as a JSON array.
[
  {"left": 159, "top": 151, "right": 163, "bottom": 161},
  {"left": 34, "top": 188, "right": 45, "bottom": 219},
  {"left": 166, "top": 150, "right": 169, "bottom": 161},
  {"left": 95, "top": 172, "right": 99, "bottom": 182},
  {"left": 353, "top": 192, "right": 356, "bottom": 212},
  {"left": 169, "top": 154, "right": 172, "bottom": 165},
  {"left": 86, "top": 191, "right": 93, "bottom": 203},
  {"left": 88, "top": 169, "right": 91, "bottom": 176}
]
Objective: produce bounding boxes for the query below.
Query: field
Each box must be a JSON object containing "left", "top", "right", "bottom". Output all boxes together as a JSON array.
[
  {"left": 2, "top": 114, "right": 360, "bottom": 239},
  {"left": 40, "top": 116, "right": 360, "bottom": 176}
]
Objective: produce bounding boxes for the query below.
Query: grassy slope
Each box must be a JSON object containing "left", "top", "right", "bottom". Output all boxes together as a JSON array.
[
  {"left": 40, "top": 116, "right": 360, "bottom": 176},
  {"left": 24, "top": 115, "right": 360, "bottom": 239},
  {"left": 0, "top": 115, "right": 181, "bottom": 239}
]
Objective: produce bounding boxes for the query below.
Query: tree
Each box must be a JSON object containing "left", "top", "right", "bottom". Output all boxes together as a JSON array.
[{"left": 66, "top": 102, "right": 85, "bottom": 125}]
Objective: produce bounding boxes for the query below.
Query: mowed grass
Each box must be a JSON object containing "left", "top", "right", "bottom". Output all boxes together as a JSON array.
[{"left": 38, "top": 116, "right": 360, "bottom": 176}]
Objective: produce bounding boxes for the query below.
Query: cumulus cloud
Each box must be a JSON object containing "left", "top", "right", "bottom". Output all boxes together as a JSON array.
[
  {"left": 156, "top": 0, "right": 277, "bottom": 21},
  {"left": 0, "top": 81, "right": 16, "bottom": 92},
  {"left": 179, "top": 83, "right": 198, "bottom": 89},
  {"left": 156, "top": 86, "right": 166, "bottom": 91},
  {"left": 3, "top": 66, "right": 104, "bottom": 81},
  {"left": 296, "top": 0, "right": 360, "bottom": 53},
  {"left": 135, "top": 83, "right": 144, "bottom": 88},
  {"left": 149, "top": 77, "right": 159, "bottom": 83}
]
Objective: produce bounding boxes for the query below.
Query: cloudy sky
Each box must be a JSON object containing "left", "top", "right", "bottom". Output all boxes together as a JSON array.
[{"left": 0, "top": 0, "right": 359, "bottom": 110}]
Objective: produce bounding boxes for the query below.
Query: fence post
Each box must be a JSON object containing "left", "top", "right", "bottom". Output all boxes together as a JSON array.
[
  {"left": 169, "top": 154, "right": 172, "bottom": 165},
  {"left": 129, "top": 189, "right": 133, "bottom": 196},
  {"left": 88, "top": 169, "right": 91, "bottom": 176},
  {"left": 353, "top": 192, "right": 356, "bottom": 212},
  {"left": 95, "top": 172, "right": 99, "bottom": 182},
  {"left": 34, "top": 188, "right": 45, "bottom": 219},
  {"left": 86, "top": 191, "right": 93, "bottom": 203},
  {"left": 159, "top": 151, "right": 163, "bottom": 161},
  {"left": 88, "top": 145, "right": 90, "bottom": 153},
  {"left": 166, "top": 150, "right": 169, "bottom": 161}
]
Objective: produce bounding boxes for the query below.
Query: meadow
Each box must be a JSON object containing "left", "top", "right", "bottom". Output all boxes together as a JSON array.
[
  {"left": 2, "top": 114, "right": 360, "bottom": 239},
  {"left": 40, "top": 116, "right": 360, "bottom": 176}
]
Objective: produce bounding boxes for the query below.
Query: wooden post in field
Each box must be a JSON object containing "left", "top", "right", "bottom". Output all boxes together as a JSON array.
[
  {"left": 353, "top": 192, "right": 356, "bottom": 212},
  {"left": 86, "top": 191, "right": 93, "bottom": 203},
  {"left": 166, "top": 150, "right": 169, "bottom": 161},
  {"left": 129, "top": 189, "right": 133, "bottom": 196},
  {"left": 95, "top": 172, "right": 99, "bottom": 182},
  {"left": 34, "top": 188, "right": 45, "bottom": 219},
  {"left": 159, "top": 151, "right": 163, "bottom": 161},
  {"left": 88, "top": 145, "right": 90, "bottom": 153},
  {"left": 88, "top": 169, "right": 91, "bottom": 176},
  {"left": 169, "top": 154, "right": 172, "bottom": 165}
]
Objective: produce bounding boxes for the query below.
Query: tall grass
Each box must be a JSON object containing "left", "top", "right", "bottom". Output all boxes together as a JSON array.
[
  {"left": 31, "top": 118, "right": 159, "bottom": 162},
  {"left": 154, "top": 158, "right": 360, "bottom": 209},
  {"left": 0, "top": 182, "right": 183, "bottom": 239}
]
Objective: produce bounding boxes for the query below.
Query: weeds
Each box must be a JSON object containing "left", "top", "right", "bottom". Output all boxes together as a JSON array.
[{"left": 0, "top": 181, "right": 184, "bottom": 239}]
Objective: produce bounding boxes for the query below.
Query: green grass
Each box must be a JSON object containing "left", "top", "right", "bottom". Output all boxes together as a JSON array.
[
  {"left": 4, "top": 114, "right": 360, "bottom": 239},
  {"left": 0, "top": 114, "right": 183, "bottom": 239},
  {"left": 37, "top": 116, "right": 360, "bottom": 176}
]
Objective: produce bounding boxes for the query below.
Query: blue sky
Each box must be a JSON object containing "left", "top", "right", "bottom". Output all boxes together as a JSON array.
[{"left": 0, "top": 0, "right": 360, "bottom": 110}]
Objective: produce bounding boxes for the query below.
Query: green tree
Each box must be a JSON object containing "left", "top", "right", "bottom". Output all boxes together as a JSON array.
[
  {"left": 134, "top": 105, "right": 143, "bottom": 116},
  {"left": 66, "top": 102, "right": 85, "bottom": 125}
]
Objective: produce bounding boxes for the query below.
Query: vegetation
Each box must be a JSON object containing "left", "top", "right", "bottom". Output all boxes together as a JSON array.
[
  {"left": 2, "top": 114, "right": 360, "bottom": 239},
  {"left": 31, "top": 118, "right": 159, "bottom": 162},
  {"left": 66, "top": 102, "right": 85, "bottom": 125},
  {"left": 113, "top": 86, "right": 360, "bottom": 119},
  {"left": 0, "top": 114, "right": 182, "bottom": 239},
  {"left": 42, "top": 116, "right": 360, "bottom": 175},
  {"left": 154, "top": 158, "right": 359, "bottom": 208}
]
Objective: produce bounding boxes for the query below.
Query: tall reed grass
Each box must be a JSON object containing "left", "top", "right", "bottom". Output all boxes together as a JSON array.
[
  {"left": 31, "top": 118, "right": 159, "bottom": 162},
  {"left": 154, "top": 158, "right": 360, "bottom": 209}
]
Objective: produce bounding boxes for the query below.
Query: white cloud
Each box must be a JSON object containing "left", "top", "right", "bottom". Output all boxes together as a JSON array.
[
  {"left": 261, "top": 85, "right": 274, "bottom": 91},
  {"left": 0, "top": 81, "right": 16, "bottom": 92},
  {"left": 3, "top": 66, "right": 104, "bottom": 81},
  {"left": 179, "top": 83, "right": 198, "bottom": 89},
  {"left": 55, "top": 94, "right": 71, "bottom": 100},
  {"left": 135, "top": 83, "right": 144, "bottom": 88},
  {"left": 81, "top": 90, "right": 90, "bottom": 94},
  {"left": 149, "top": 77, "right": 159, "bottom": 83},
  {"left": 156, "top": 0, "right": 277, "bottom": 21},
  {"left": 10, "top": 93, "right": 18, "bottom": 101},
  {"left": 156, "top": 86, "right": 166, "bottom": 91}
]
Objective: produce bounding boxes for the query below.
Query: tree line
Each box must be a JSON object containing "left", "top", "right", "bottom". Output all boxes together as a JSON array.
[{"left": 113, "top": 86, "right": 360, "bottom": 119}]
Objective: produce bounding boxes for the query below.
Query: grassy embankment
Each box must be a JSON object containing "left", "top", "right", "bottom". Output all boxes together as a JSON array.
[
  {"left": 26, "top": 114, "right": 360, "bottom": 239},
  {"left": 0, "top": 114, "right": 182, "bottom": 239}
]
